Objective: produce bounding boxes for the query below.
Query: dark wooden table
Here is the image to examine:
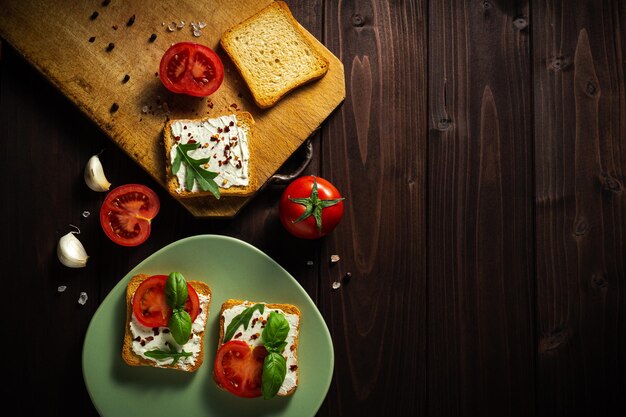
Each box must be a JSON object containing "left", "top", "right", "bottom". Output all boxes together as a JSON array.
[{"left": 2, "top": 1, "right": 625, "bottom": 416}]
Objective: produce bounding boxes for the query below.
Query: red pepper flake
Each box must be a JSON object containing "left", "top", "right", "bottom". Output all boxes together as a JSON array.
[
  {"left": 152, "top": 327, "right": 160, "bottom": 336},
  {"left": 127, "top": 15, "right": 136, "bottom": 27},
  {"left": 224, "top": 126, "right": 230, "bottom": 133},
  {"left": 174, "top": 136, "right": 181, "bottom": 142},
  {"left": 217, "top": 127, "right": 223, "bottom": 133},
  {"left": 250, "top": 333, "right": 260, "bottom": 340},
  {"left": 251, "top": 318, "right": 258, "bottom": 327},
  {"left": 290, "top": 344, "right": 296, "bottom": 351},
  {"left": 140, "top": 339, "right": 146, "bottom": 346},
  {"left": 207, "top": 100, "right": 214, "bottom": 109},
  {"left": 162, "top": 329, "right": 170, "bottom": 333},
  {"left": 236, "top": 160, "right": 242, "bottom": 169},
  {"left": 218, "top": 161, "right": 222, "bottom": 167},
  {"left": 90, "top": 11, "right": 99, "bottom": 20},
  {"left": 290, "top": 365, "right": 298, "bottom": 372},
  {"left": 88, "top": 36, "right": 96, "bottom": 43},
  {"left": 112, "top": 25, "right": 118, "bottom": 30},
  {"left": 237, "top": 92, "right": 243, "bottom": 98},
  {"left": 229, "top": 121, "right": 235, "bottom": 127},
  {"left": 230, "top": 103, "right": 238, "bottom": 109},
  {"left": 145, "top": 336, "right": 154, "bottom": 342},
  {"left": 183, "top": 125, "right": 187, "bottom": 130},
  {"left": 234, "top": 332, "right": 242, "bottom": 339},
  {"left": 213, "top": 154, "right": 217, "bottom": 158},
  {"left": 188, "top": 139, "right": 197, "bottom": 144},
  {"left": 154, "top": 72, "right": 158, "bottom": 77},
  {"left": 133, "top": 336, "right": 141, "bottom": 342}
]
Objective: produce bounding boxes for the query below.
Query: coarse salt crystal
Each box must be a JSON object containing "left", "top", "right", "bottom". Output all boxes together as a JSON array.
[
  {"left": 306, "top": 260, "right": 314, "bottom": 266},
  {"left": 198, "top": 21, "right": 207, "bottom": 29},
  {"left": 330, "top": 254, "right": 340, "bottom": 263},
  {"left": 167, "top": 22, "right": 176, "bottom": 32},
  {"left": 331, "top": 281, "right": 341, "bottom": 290},
  {"left": 57, "top": 285, "right": 67, "bottom": 293},
  {"left": 177, "top": 20, "right": 185, "bottom": 29},
  {"left": 142, "top": 105, "right": 149, "bottom": 114},
  {"left": 193, "top": 29, "right": 202, "bottom": 37},
  {"left": 78, "top": 292, "right": 88, "bottom": 305},
  {"left": 82, "top": 211, "right": 90, "bottom": 218}
]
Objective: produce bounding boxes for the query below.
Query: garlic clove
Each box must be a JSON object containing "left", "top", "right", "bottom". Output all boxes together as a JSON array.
[
  {"left": 57, "top": 231, "right": 89, "bottom": 268},
  {"left": 84, "top": 154, "right": 111, "bottom": 192}
]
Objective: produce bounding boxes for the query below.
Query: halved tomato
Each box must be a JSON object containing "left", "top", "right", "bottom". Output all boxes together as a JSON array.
[
  {"left": 214, "top": 340, "right": 268, "bottom": 398},
  {"left": 132, "top": 275, "right": 200, "bottom": 328},
  {"left": 100, "top": 184, "right": 160, "bottom": 247},
  {"left": 159, "top": 42, "right": 224, "bottom": 97}
]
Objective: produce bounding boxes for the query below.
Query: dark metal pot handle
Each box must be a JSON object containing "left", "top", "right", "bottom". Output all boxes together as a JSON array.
[{"left": 268, "top": 138, "right": 314, "bottom": 185}]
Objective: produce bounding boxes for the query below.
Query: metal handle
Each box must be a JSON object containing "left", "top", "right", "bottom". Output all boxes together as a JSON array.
[{"left": 269, "top": 138, "right": 314, "bottom": 185}]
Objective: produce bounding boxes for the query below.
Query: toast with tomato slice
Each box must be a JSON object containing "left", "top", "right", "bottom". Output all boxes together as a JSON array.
[
  {"left": 122, "top": 273, "right": 212, "bottom": 372},
  {"left": 163, "top": 112, "right": 257, "bottom": 199},
  {"left": 214, "top": 299, "right": 301, "bottom": 397}
]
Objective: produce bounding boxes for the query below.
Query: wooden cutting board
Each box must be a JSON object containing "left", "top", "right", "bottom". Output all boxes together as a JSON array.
[{"left": 0, "top": 0, "right": 345, "bottom": 217}]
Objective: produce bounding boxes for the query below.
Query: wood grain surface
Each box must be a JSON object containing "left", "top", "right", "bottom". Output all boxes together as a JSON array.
[
  {"left": 1, "top": 0, "right": 625, "bottom": 416},
  {"left": 428, "top": 1, "right": 534, "bottom": 415},
  {"left": 533, "top": 1, "right": 626, "bottom": 416},
  {"left": 0, "top": 0, "right": 345, "bottom": 217}
]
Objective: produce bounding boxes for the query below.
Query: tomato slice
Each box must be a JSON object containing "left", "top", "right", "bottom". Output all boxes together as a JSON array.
[
  {"left": 159, "top": 42, "right": 224, "bottom": 97},
  {"left": 132, "top": 275, "right": 200, "bottom": 328},
  {"left": 214, "top": 340, "right": 268, "bottom": 398},
  {"left": 100, "top": 184, "right": 160, "bottom": 247}
]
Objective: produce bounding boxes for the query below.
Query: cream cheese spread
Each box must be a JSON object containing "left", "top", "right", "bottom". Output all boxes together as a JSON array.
[
  {"left": 129, "top": 293, "right": 210, "bottom": 371},
  {"left": 169, "top": 114, "right": 250, "bottom": 192},
  {"left": 222, "top": 302, "right": 300, "bottom": 395}
]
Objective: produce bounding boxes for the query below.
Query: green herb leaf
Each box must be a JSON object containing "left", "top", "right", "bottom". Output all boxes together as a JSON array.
[
  {"left": 171, "top": 147, "right": 182, "bottom": 175},
  {"left": 262, "top": 352, "right": 287, "bottom": 399},
  {"left": 166, "top": 272, "right": 188, "bottom": 309},
  {"left": 176, "top": 143, "right": 221, "bottom": 199},
  {"left": 262, "top": 311, "right": 290, "bottom": 353},
  {"left": 144, "top": 347, "right": 193, "bottom": 365},
  {"left": 223, "top": 303, "right": 265, "bottom": 343},
  {"left": 169, "top": 309, "right": 192, "bottom": 345}
]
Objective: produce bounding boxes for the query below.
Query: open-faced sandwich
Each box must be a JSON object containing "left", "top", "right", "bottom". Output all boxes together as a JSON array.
[
  {"left": 122, "top": 272, "right": 211, "bottom": 372},
  {"left": 163, "top": 112, "right": 256, "bottom": 199},
  {"left": 213, "top": 299, "right": 301, "bottom": 399}
]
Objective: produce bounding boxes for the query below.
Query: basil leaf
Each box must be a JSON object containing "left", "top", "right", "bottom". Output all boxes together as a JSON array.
[
  {"left": 166, "top": 272, "right": 188, "bottom": 309},
  {"left": 169, "top": 309, "right": 192, "bottom": 345},
  {"left": 262, "top": 352, "right": 287, "bottom": 399},
  {"left": 262, "top": 311, "right": 290, "bottom": 352},
  {"left": 264, "top": 340, "right": 288, "bottom": 354},
  {"left": 144, "top": 348, "right": 192, "bottom": 365},
  {"left": 223, "top": 303, "right": 265, "bottom": 343}
]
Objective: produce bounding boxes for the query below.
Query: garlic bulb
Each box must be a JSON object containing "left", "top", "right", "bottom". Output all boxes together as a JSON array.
[
  {"left": 57, "top": 229, "right": 89, "bottom": 268},
  {"left": 84, "top": 154, "right": 111, "bottom": 192}
]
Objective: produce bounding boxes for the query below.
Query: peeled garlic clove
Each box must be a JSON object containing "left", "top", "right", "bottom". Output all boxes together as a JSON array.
[
  {"left": 84, "top": 154, "right": 111, "bottom": 192},
  {"left": 57, "top": 231, "right": 89, "bottom": 268}
]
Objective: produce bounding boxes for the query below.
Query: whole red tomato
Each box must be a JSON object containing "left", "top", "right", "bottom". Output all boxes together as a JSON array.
[{"left": 279, "top": 176, "right": 345, "bottom": 239}]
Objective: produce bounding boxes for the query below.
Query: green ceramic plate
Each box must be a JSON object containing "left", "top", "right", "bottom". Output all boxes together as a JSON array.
[{"left": 83, "top": 235, "right": 334, "bottom": 417}]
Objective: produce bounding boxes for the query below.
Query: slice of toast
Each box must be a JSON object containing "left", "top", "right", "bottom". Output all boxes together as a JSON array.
[
  {"left": 163, "top": 112, "right": 256, "bottom": 198},
  {"left": 122, "top": 274, "right": 212, "bottom": 372},
  {"left": 220, "top": 1, "right": 329, "bottom": 108},
  {"left": 216, "top": 299, "right": 301, "bottom": 396}
]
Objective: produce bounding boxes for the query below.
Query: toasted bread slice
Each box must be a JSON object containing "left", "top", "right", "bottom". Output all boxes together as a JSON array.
[
  {"left": 122, "top": 274, "right": 212, "bottom": 372},
  {"left": 163, "top": 112, "right": 256, "bottom": 198},
  {"left": 215, "top": 299, "right": 301, "bottom": 396},
  {"left": 220, "top": 1, "right": 329, "bottom": 108}
]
